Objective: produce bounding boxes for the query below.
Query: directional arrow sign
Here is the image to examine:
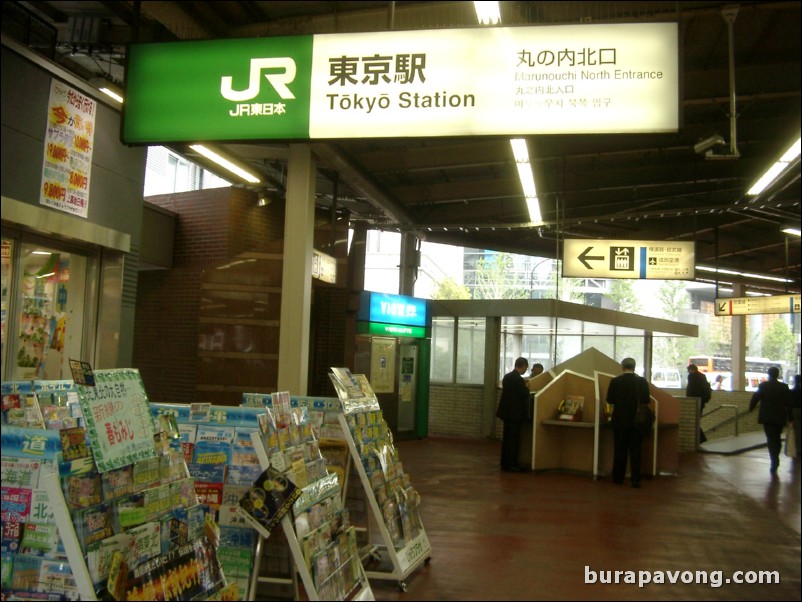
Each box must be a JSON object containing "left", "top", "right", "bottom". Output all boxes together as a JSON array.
[
  {"left": 578, "top": 247, "right": 605, "bottom": 270},
  {"left": 563, "top": 239, "right": 695, "bottom": 280},
  {"left": 714, "top": 294, "right": 800, "bottom": 316}
]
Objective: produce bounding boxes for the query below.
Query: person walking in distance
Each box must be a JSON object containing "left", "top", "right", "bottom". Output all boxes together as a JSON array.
[
  {"left": 686, "top": 363, "right": 711, "bottom": 443},
  {"left": 606, "top": 357, "right": 651, "bottom": 488},
  {"left": 749, "top": 366, "right": 791, "bottom": 475},
  {"left": 790, "top": 374, "right": 801, "bottom": 458},
  {"left": 496, "top": 357, "right": 529, "bottom": 472}
]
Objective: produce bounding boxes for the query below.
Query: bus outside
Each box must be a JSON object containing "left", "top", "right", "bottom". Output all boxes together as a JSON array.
[{"left": 688, "top": 356, "right": 786, "bottom": 391}]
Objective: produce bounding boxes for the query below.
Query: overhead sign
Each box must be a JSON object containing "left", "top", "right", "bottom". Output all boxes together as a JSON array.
[
  {"left": 123, "top": 22, "right": 678, "bottom": 143},
  {"left": 357, "top": 291, "right": 429, "bottom": 328},
  {"left": 714, "top": 294, "right": 801, "bottom": 316},
  {"left": 562, "top": 239, "right": 695, "bottom": 280},
  {"left": 357, "top": 321, "right": 428, "bottom": 339}
]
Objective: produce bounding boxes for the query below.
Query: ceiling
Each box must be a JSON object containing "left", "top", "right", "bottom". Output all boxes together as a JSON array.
[{"left": 5, "top": 1, "right": 801, "bottom": 294}]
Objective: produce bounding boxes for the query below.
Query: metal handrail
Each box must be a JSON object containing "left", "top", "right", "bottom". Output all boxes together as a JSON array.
[{"left": 702, "top": 403, "right": 740, "bottom": 436}]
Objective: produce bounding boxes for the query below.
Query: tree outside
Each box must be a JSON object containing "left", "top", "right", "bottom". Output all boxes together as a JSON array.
[
  {"left": 431, "top": 276, "right": 470, "bottom": 300},
  {"left": 762, "top": 317, "right": 797, "bottom": 366},
  {"left": 473, "top": 253, "right": 529, "bottom": 300}
]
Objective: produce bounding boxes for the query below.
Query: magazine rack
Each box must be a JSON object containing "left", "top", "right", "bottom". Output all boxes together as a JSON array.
[
  {"left": 248, "top": 395, "right": 375, "bottom": 602},
  {"left": 329, "top": 369, "right": 431, "bottom": 592}
]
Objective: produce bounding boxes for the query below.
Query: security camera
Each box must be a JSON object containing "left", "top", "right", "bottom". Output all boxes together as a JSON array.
[{"left": 694, "top": 134, "right": 726, "bottom": 155}]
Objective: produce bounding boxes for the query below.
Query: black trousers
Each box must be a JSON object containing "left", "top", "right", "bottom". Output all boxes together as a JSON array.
[
  {"left": 500, "top": 419, "right": 522, "bottom": 469},
  {"left": 763, "top": 423, "right": 783, "bottom": 469},
  {"left": 613, "top": 426, "right": 643, "bottom": 484}
]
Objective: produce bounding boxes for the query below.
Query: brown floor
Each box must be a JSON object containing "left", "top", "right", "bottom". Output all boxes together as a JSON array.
[{"left": 368, "top": 437, "right": 801, "bottom": 601}]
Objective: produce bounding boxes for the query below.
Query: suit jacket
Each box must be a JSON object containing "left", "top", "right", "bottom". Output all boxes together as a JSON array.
[
  {"left": 606, "top": 372, "right": 651, "bottom": 429},
  {"left": 496, "top": 369, "right": 529, "bottom": 422},
  {"left": 686, "top": 372, "right": 711, "bottom": 406},
  {"left": 749, "top": 378, "right": 790, "bottom": 426}
]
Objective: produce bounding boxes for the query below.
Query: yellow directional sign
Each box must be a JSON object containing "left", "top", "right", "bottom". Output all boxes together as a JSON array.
[
  {"left": 563, "top": 239, "right": 695, "bottom": 279},
  {"left": 714, "top": 294, "right": 801, "bottom": 316}
]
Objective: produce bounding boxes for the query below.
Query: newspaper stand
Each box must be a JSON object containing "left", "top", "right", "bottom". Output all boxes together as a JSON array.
[
  {"left": 248, "top": 398, "right": 375, "bottom": 602},
  {"left": 328, "top": 369, "right": 431, "bottom": 592}
]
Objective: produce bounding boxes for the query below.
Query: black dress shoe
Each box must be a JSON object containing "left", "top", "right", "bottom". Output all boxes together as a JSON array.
[
  {"left": 632, "top": 482, "right": 641, "bottom": 488},
  {"left": 502, "top": 465, "right": 523, "bottom": 472}
]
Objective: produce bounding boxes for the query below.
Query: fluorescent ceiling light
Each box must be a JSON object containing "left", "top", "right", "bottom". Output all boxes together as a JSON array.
[
  {"left": 782, "top": 227, "right": 801, "bottom": 236},
  {"left": 99, "top": 87, "right": 124, "bottom": 104},
  {"left": 510, "top": 138, "right": 529, "bottom": 163},
  {"left": 526, "top": 197, "right": 543, "bottom": 224},
  {"left": 516, "top": 163, "right": 537, "bottom": 198},
  {"left": 509, "top": 139, "right": 542, "bottom": 224},
  {"left": 696, "top": 265, "right": 794, "bottom": 283},
  {"left": 474, "top": 1, "right": 501, "bottom": 25},
  {"left": 747, "top": 136, "right": 801, "bottom": 195},
  {"left": 189, "top": 144, "right": 261, "bottom": 184}
]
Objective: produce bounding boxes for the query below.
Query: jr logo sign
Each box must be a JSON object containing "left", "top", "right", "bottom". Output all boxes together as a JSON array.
[{"left": 220, "top": 58, "right": 297, "bottom": 101}]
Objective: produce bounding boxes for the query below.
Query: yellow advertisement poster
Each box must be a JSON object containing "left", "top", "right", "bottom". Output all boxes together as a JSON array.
[{"left": 370, "top": 337, "right": 396, "bottom": 393}]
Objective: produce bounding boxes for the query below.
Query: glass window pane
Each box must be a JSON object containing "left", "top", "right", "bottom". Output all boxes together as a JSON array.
[
  {"left": 1, "top": 238, "right": 13, "bottom": 380},
  {"left": 11, "top": 243, "right": 87, "bottom": 380},
  {"left": 431, "top": 317, "right": 454, "bottom": 382},
  {"left": 456, "top": 318, "right": 485, "bottom": 384}
]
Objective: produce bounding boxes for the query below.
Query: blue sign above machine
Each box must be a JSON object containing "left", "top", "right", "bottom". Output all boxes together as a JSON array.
[{"left": 357, "top": 292, "right": 430, "bottom": 329}]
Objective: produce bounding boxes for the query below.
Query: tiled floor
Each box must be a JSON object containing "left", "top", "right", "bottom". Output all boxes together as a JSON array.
[{"left": 368, "top": 437, "right": 801, "bottom": 601}]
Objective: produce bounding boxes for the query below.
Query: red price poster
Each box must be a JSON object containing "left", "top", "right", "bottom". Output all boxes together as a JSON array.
[{"left": 76, "top": 369, "right": 157, "bottom": 473}]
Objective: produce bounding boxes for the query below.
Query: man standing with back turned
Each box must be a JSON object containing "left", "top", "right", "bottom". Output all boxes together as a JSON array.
[
  {"left": 686, "top": 363, "right": 711, "bottom": 443},
  {"left": 749, "top": 366, "right": 790, "bottom": 475},
  {"left": 606, "top": 357, "right": 651, "bottom": 488},
  {"left": 496, "top": 357, "right": 529, "bottom": 472}
]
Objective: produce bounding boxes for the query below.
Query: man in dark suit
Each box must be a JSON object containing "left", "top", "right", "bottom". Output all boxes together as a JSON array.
[
  {"left": 496, "top": 357, "right": 529, "bottom": 472},
  {"left": 686, "top": 363, "right": 711, "bottom": 443},
  {"left": 606, "top": 357, "right": 651, "bottom": 488},
  {"left": 749, "top": 366, "right": 791, "bottom": 475}
]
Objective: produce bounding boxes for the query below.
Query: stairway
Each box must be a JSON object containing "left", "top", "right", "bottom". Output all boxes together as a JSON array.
[{"left": 698, "top": 431, "right": 768, "bottom": 455}]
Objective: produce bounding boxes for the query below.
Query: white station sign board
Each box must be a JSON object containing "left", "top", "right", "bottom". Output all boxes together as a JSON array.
[
  {"left": 715, "top": 294, "right": 801, "bottom": 316},
  {"left": 563, "top": 239, "right": 695, "bottom": 280}
]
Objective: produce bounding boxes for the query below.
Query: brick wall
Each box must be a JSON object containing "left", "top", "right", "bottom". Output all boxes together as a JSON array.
[
  {"left": 702, "top": 390, "right": 761, "bottom": 439},
  {"left": 676, "top": 396, "right": 699, "bottom": 452},
  {"left": 133, "top": 188, "right": 350, "bottom": 404},
  {"left": 134, "top": 189, "right": 233, "bottom": 403},
  {"left": 429, "top": 384, "right": 485, "bottom": 438}
]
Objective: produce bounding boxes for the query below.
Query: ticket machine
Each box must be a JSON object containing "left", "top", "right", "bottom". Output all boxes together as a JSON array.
[{"left": 353, "top": 291, "right": 431, "bottom": 439}]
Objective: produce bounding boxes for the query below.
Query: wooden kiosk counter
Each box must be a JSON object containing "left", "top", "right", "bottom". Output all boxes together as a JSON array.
[{"left": 522, "top": 348, "right": 679, "bottom": 478}]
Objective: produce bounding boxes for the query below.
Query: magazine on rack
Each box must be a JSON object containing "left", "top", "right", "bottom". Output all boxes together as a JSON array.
[{"left": 236, "top": 466, "right": 301, "bottom": 539}]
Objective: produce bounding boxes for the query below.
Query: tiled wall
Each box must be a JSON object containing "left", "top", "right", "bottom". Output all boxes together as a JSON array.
[
  {"left": 429, "top": 384, "right": 486, "bottom": 438},
  {"left": 702, "top": 390, "right": 761, "bottom": 438}
]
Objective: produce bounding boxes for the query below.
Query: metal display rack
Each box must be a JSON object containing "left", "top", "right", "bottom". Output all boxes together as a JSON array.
[
  {"left": 328, "top": 369, "right": 431, "bottom": 592},
  {"left": 249, "top": 398, "right": 375, "bottom": 602}
]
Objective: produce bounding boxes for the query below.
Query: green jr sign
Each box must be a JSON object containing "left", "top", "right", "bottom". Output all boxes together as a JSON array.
[{"left": 123, "top": 37, "right": 313, "bottom": 143}]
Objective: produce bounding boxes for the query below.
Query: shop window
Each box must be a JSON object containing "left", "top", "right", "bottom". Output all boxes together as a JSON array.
[
  {"left": 430, "top": 317, "right": 454, "bottom": 382},
  {"left": 6, "top": 242, "right": 88, "bottom": 381},
  {"left": 1, "top": 239, "right": 13, "bottom": 375},
  {"left": 431, "top": 317, "right": 486, "bottom": 385},
  {"left": 456, "top": 319, "right": 485, "bottom": 384}
]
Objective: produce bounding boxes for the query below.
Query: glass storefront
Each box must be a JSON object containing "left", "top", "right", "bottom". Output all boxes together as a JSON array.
[{"left": 1, "top": 234, "right": 92, "bottom": 381}]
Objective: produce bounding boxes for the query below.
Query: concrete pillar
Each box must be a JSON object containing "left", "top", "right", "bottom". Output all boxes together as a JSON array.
[
  {"left": 344, "top": 223, "right": 368, "bottom": 369},
  {"left": 278, "top": 144, "right": 316, "bottom": 395},
  {"left": 399, "top": 232, "right": 419, "bottom": 296},
  {"left": 731, "top": 283, "right": 746, "bottom": 391}
]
